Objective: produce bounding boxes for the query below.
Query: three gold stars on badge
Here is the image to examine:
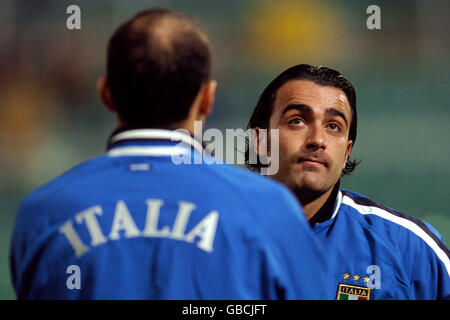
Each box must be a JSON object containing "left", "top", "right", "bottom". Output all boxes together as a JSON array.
[{"left": 342, "top": 273, "right": 370, "bottom": 283}]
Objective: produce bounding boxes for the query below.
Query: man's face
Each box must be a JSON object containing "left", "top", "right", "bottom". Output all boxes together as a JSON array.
[{"left": 267, "top": 80, "right": 353, "bottom": 197}]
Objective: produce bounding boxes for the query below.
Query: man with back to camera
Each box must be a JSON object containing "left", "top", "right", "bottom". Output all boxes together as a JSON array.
[
  {"left": 10, "top": 9, "right": 330, "bottom": 299},
  {"left": 246, "top": 64, "right": 450, "bottom": 299}
]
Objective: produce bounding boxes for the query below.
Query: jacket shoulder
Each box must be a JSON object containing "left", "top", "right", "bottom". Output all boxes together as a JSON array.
[
  {"left": 205, "top": 163, "right": 288, "bottom": 191},
  {"left": 18, "top": 154, "right": 109, "bottom": 212},
  {"left": 340, "top": 189, "right": 449, "bottom": 271},
  {"left": 200, "top": 163, "right": 301, "bottom": 211},
  {"left": 341, "top": 189, "right": 443, "bottom": 240}
]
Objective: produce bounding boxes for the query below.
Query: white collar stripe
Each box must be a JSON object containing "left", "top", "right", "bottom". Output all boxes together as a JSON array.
[
  {"left": 342, "top": 195, "right": 450, "bottom": 277},
  {"left": 331, "top": 191, "right": 342, "bottom": 220},
  {"left": 108, "top": 146, "right": 190, "bottom": 157},
  {"left": 110, "top": 129, "right": 204, "bottom": 155}
]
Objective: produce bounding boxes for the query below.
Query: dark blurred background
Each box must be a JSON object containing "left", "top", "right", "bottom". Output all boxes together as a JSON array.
[{"left": 0, "top": 0, "right": 449, "bottom": 299}]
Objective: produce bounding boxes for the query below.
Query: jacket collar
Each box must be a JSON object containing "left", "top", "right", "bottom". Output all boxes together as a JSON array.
[
  {"left": 106, "top": 127, "right": 204, "bottom": 157},
  {"left": 309, "top": 180, "right": 343, "bottom": 227}
]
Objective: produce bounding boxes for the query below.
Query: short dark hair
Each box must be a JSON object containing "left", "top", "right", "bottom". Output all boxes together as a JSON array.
[
  {"left": 106, "top": 8, "right": 211, "bottom": 127},
  {"left": 246, "top": 64, "right": 360, "bottom": 176}
]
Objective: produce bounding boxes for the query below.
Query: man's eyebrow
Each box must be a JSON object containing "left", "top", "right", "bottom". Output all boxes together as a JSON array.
[
  {"left": 280, "top": 104, "right": 349, "bottom": 127},
  {"left": 325, "top": 108, "right": 349, "bottom": 127},
  {"left": 281, "top": 104, "right": 312, "bottom": 116}
]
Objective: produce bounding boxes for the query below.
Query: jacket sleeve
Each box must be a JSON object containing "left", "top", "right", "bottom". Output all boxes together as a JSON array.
[
  {"left": 407, "top": 222, "right": 450, "bottom": 300},
  {"left": 258, "top": 186, "right": 331, "bottom": 300}
]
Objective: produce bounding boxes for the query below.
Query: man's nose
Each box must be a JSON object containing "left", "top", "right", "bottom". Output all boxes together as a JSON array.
[{"left": 305, "top": 125, "right": 326, "bottom": 151}]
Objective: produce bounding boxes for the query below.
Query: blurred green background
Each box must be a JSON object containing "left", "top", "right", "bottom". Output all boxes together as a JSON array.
[{"left": 0, "top": 0, "right": 448, "bottom": 299}]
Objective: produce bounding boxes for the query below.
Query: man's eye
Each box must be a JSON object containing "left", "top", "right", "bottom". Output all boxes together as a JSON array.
[
  {"left": 328, "top": 123, "right": 340, "bottom": 131},
  {"left": 289, "top": 118, "right": 304, "bottom": 126}
]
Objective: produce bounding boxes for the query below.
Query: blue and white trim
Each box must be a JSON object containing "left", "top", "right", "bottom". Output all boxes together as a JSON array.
[
  {"left": 342, "top": 193, "right": 450, "bottom": 277},
  {"left": 107, "top": 129, "right": 204, "bottom": 157},
  {"left": 331, "top": 191, "right": 343, "bottom": 220}
]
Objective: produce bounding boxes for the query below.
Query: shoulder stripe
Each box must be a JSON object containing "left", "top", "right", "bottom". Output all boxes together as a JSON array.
[
  {"left": 341, "top": 193, "right": 450, "bottom": 277},
  {"left": 343, "top": 191, "right": 450, "bottom": 255}
]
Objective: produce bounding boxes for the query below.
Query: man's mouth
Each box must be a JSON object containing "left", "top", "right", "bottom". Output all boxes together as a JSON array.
[{"left": 297, "top": 157, "right": 327, "bottom": 167}]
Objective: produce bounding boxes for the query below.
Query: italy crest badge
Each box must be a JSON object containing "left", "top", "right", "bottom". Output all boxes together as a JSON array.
[{"left": 336, "top": 284, "right": 371, "bottom": 300}]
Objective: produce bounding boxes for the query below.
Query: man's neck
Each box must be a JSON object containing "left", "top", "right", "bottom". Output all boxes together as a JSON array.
[{"left": 296, "top": 181, "right": 340, "bottom": 225}]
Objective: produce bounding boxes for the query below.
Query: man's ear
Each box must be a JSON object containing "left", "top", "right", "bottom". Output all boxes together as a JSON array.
[
  {"left": 199, "top": 80, "right": 217, "bottom": 116},
  {"left": 342, "top": 140, "right": 353, "bottom": 170},
  {"left": 97, "top": 76, "right": 116, "bottom": 113}
]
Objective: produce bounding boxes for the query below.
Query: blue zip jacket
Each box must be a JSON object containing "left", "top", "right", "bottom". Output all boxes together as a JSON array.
[{"left": 312, "top": 187, "right": 449, "bottom": 300}]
